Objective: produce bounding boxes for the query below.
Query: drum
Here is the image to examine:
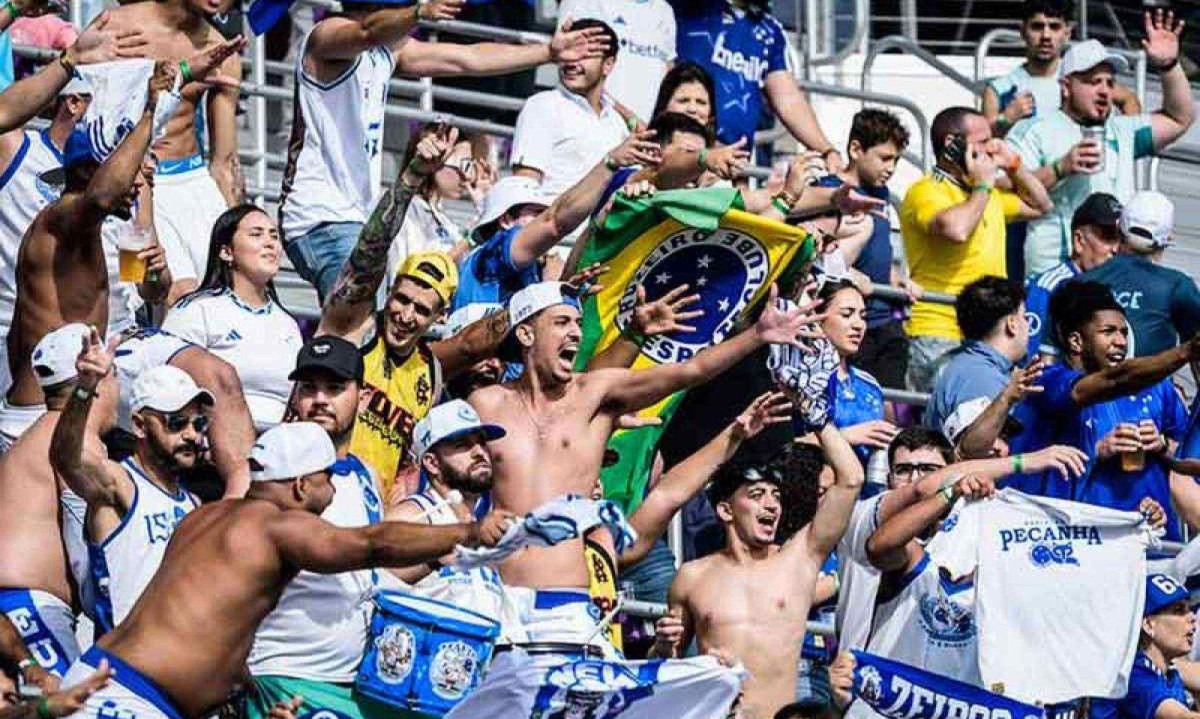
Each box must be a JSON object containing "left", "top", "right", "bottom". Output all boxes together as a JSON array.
[{"left": 357, "top": 590, "right": 500, "bottom": 717}]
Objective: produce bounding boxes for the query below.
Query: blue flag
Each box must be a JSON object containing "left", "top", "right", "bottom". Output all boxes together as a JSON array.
[{"left": 851, "top": 651, "right": 1045, "bottom": 719}]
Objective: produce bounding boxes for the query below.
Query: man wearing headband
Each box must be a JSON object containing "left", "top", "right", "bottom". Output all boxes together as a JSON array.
[
  {"left": 465, "top": 280, "right": 821, "bottom": 652},
  {"left": 55, "top": 421, "right": 515, "bottom": 719},
  {"left": 1092, "top": 575, "right": 1198, "bottom": 719},
  {"left": 51, "top": 328, "right": 209, "bottom": 633}
]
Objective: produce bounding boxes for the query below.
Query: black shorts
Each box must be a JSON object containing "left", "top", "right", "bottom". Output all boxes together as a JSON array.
[{"left": 853, "top": 319, "right": 909, "bottom": 390}]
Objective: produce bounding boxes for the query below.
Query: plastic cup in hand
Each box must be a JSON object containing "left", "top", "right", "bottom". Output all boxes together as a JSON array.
[{"left": 117, "top": 227, "right": 152, "bottom": 283}]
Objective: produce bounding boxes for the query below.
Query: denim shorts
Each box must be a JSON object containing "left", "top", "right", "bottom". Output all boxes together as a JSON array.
[{"left": 285, "top": 221, "right": 364, "bottom": 302}]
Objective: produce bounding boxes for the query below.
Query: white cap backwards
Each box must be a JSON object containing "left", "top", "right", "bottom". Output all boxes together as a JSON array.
[
  {"left": 249, "top": 422, "right": 337, "bottom": 482},
  {"left": 471, "top": 176, "right": 549, "bottom": 241},
  {"left": 130, "top": 366, "right": 214, "bottom": 414},
  {"left": 498, "top": 282, "right": 581, "bottom": 361},
  {"left": 1059, "top": 40, "right": 1130, "bottom": 78},
  {"left": 412, "top": 399, "right": 506, "bottom": 459},
  {"left": 31, "top": 323, "right": 90, "bottom": 388},
  {"left": 1120, "top": 191, "right": 1175, "bottom": 252}
]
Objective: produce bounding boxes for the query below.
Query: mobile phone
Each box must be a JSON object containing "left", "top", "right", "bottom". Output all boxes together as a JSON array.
[{"left": 943, "top": 134, "right": 968, "bottom": 171}]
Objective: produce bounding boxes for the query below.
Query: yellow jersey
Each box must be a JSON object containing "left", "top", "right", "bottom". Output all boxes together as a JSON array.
[
  {"left": 350, "top": 333, "right": 441, "bottom": 500},
  {"left": 900, "top": 171, "right": 1022, "bottom": 340},
  {"left": 584, "top": 533, "right": 623, "bottom": 652}
]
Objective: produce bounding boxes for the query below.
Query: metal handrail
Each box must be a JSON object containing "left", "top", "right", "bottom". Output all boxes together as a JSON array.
[
  {"left": 802, "top": 0, "right": 870, "bottom": 72},
  {"left": 795, "top": 80, "right": 933, "bottom": 172},
  {"left": 862, "top": 35, "right": 984, "bottom": 98},
  {"left": 974, "top": 28, "right": 1025, "bottom": 83}
]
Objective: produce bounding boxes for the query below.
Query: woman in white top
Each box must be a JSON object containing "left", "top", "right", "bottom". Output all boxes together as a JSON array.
[{"left": 162, "top": 205, "right": 302, "bottom": 432}]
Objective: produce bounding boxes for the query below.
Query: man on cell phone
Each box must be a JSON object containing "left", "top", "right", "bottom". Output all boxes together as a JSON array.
[{"left": 898, "top": 106, "right": 1052, "bottom": 393}]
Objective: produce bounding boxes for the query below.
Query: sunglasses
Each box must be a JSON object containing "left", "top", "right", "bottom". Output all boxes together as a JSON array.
[
  {"left": 892, "top": 462, "right": 945, "bottom": 478},
  {"left": 162, "top": 413, "right": 210, "bottom": 434},
  {"left": 446, "top": 157, "right": 477, "bottom": 179}
]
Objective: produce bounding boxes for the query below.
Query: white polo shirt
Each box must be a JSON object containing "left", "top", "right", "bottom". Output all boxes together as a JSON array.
[
  {"left": 511, "top": 86, "right": 629, "bottom": 200},
  {"left": 557, "top": 0, "right": 676, "bottom": 120}
]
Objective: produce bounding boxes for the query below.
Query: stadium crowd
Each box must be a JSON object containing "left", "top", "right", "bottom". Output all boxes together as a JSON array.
[{"left": 0, "top": 0, "right": 1197, "bottom": 719}]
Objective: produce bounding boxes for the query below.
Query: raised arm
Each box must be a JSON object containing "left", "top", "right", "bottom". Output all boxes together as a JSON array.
[
  {"left": 430, "top": 306, "right": 509, "bottom": 379},
  {"left": 957, "top": 359, "right": 1045, "bottom": 458},
  {"left": 205, "top": 49, "right": 244, "bottom": 207},
  {"left": 394, "top": 19, "right": 609, "bottom": 77},
  {"left": 763, "top": 70, "right": 842, "bottom": 171},
  {"left": 600, "top": 285, "right": 823, "bottom": 415},
  {"left": 271, "top": 508, "right": 513, "bottom": 574},
  {"left": 794, "top": 422, "right": 865, "bottom": 561},
  {"left": 589, "top": 283, "right": 703, "bottom": 372},
  {"left": 49, "top": 330, "right": 130, "bottom": 510},
  {"left": 305, "top": 5, "right": 425, "bottom": 62},
  {"left": 1071, "top": 335, "right": 1200, "bottom": 406},
  {"left": 1142, "top": 10, "right": 1195, "bottom": 151},
  {"left": 867, "top": 474, "right": 996, "bottom": 572},
  {"left": 928, "top": 150, "right": 997, "bottom": 243},
  {"left": 621, "top": 392, "right": 791, "bottom": 567},
  {"left": 316, "top": 126, "right": 455, "bottom": 342}
]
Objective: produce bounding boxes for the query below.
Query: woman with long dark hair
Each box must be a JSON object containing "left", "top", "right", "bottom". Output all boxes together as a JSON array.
[
  {"left": 650, "top": 61, "right": 748, "bottom": 181},
  {"left": 162, "top": 204, "right": 302, "bottom": 432}
]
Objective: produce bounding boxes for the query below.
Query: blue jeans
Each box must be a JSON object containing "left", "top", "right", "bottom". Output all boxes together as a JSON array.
[
  {"left": 619, "top": 538, "right": 676, "bottom": 604},
  {"left": 285, "top": 221, "right": 362, "bottom": 303}
]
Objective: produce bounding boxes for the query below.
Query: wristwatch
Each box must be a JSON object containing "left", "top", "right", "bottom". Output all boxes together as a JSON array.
[{"left": 72, "top": 386, "right": 95, "bottom": 402}]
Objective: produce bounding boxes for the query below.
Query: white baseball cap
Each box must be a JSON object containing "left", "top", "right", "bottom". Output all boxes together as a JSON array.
[
  {"left": 498, "top": 282, "right": 582, "bottom": 361},
  {"left": 412, "top": 399, "right": 506, "bottom": 459},
  {"left": 31, "top": 323, "right": 90, "bottom": 388},
  {"left": 249, "top": 422, "right": 337, "bottom": 482},
  {"left": 1059, "top": 40, "right": 1130, "bottom": 78},
  {"left": 444, "top": 302, "right": 504, "bottom": 338},
  {"left": 1120, "top": 191, "right": 1175, "bottom": 251},
  {"left": 59, "top": 75, "right": 93, "bottom": 97},
  {"left": 471, "top": 176, "right": 549, "bottom": 241},
  {"left": 130, "top": 365, "right": 214, "bottom": 414},
  {"left": 942, "top": 396, "right": 992, "bottom": 444}
]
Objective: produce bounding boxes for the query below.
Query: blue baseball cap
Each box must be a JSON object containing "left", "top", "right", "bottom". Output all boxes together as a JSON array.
[
  {"left": 39, "top": 126, "right": 99, "bottom": 186},
  {"left": 1145, "top": 574, "right": 1190, "bottom": 616}
]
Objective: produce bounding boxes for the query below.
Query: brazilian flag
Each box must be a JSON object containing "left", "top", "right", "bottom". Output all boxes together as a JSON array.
[{"left": 575, "top": 187, "right": 816, "bottom": 512}]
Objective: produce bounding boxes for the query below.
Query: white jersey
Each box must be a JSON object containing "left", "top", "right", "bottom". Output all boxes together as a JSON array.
[
  {"left": 929, "top": 489, "right": 1150, "bottom": 704},
  {"left": 88, "top": 459, "right": 198, "bottom": 632},
  {"left": 377, "top": 489, "right": 504, "bottom": 623},
  {"left": 0, "top": 130, "right": 62, "bottom": 394},
  {"left": 835, "top": 493, "right": 886, "bottom": 652},
  {"left": 250, "top": 455, "right": 382, "bottom": 682},
  {"left": 162, "top": 288, "right": 303, "bottom": 431},
  {"left": 278, "top": 29, "right": 394, "bottom": 240}
]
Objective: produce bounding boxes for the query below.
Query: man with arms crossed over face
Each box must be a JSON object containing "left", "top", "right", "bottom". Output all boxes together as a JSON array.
[{"left": 467, "top": 280, "right": 821, "bottom": 648}]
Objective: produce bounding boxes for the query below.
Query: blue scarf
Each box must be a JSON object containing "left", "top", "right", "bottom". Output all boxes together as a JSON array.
[{"left": 851, "top": 651, "right": 1044, "bottom": 719}]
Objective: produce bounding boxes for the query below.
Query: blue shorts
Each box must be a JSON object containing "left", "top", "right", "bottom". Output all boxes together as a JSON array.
[
  {"left": 285, "top": 221, "right": 363, "bottom": 303},
  {"left": 0, "top": 588, "right": 79, "bottom": 676},
  {"left": 61, "top": 646, "right": 184, "bottom": 719}
]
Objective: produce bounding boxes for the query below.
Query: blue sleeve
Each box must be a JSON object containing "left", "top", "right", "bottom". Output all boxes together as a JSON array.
[
  {"left": 1119, "top": 665, "right": 1182, "bottom": 719},
  {"left": 1031, "top": 363, "right": 1082, "bottom": 415},
  {"left": 1160, "top": 382, "right": 1190, "bottom": 440},
  {"left": 1024, "top": 279, "right": 1050, "bottom": 356},
  {"left": 765, "top": 17, "right": 788, "bottom": 74},
  {"left": 478, "top": 226, "right": 524, "bottom": 279},
  {"left": 1169, "top": 276, "right": 1200, "bottom": 342}
]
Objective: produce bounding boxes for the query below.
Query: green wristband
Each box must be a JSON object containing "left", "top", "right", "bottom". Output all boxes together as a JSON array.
[
  {"left": 604, "top": 154, "right": 621, "bottom": 172},
  {"left": 179, "top": 59, "right": 193, "bottom": 84},
  {"left": 938, "top": 485, "right": 957, "bottom": 504},
  {"left": 697, "top": 147, "right": 709, "bottom": 171},
  {"left": 2, "top": 1, "right": 19, "bottom": 18},
  {"left": 622, "top": 326, "right": 647, "bottom": 347},
  {"left": 1012, "top": 453, "right": 1024, "bottom": 473},
  {"left": 36, "top": 697, "right": 52, "bottom": 719},
  {"left": 771, "top": 197, "right": 791, "bottom": 215},
  {"left": 971, "top": 183, "right": 993, "bottom": 194},
  {"left": 1052, "top": 158, "right": 1065, "bottom": 180}
]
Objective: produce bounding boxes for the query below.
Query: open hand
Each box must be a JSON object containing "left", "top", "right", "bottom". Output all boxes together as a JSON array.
[
  {"left": 1143, "top": 9, "right": 1184, "bottom": 70},
  {"left": 702, "top": 138, "right": 750, "bottom": 180},
  {"left": 419, "top": 0, "right": 464, "bottom": 22},
  {"left": 730, "top": 392, "right": 793, "bottom": 442},
  {"left": 841, "top": 419, "right": 900, "bottom": 449},
  {"left": 69, "top": 12, "right": 149, "bottom": 65},
  {"left": 43, "top": 660, "right": 112, "bottom": 718},
  {"left": 632, "top": 284, "right": 703, "bottom": 337},
  {"left": 551, "top": 18, "right": 613, "bottom": 64},
  {"left": 1001, "top": 359, "right": 1045, "bottom": 405},
  {"left": 608, "top": 129, "right": 661, "bottom": 169},
  {"left": 1024, "top": 445, "right": 1088, "bottom": 478},
  {"left": 754, "top": 284, "right": 826, "bottom": 348}
]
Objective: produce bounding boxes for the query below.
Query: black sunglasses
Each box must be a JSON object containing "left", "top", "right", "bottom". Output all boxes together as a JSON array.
[
  {"left": 892, "top": 462, "right": 945, "bottom": 478},
  {"left": 162, "top": 413, "right": 210, "bottom": 434}
]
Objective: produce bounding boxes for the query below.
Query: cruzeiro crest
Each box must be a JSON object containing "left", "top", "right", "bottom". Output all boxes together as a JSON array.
[
  {"left": 374, "top": 623, "right": 415, "bottom": 684},
  {"left": 617, "top": 226, "right": 770, "bottom": 364},
  {"left": 529, "top": 660, "right": 656, "bottom": 719},
  {"left": 917, "top": 593, "right": 976, "bottom": 646},
  {"left": 430, "top": 640, "right": 480, "bottom": 700},
  {"left": 857, "top": 665, "right": 884, "bottom": 704}
]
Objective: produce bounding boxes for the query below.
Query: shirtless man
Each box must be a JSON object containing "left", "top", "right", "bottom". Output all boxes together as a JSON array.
[
  {"left": 100, "top": 0, "right": 244, "bottom": 284},
  {"left": 0, "top": 324, "right": 117, "bottom": 679},
  {"left": 652, "top": 423, "right": 863, "bottom": 719},
  {"left": 56, "top": 418, "right": 516, "bottom": 719},
  {"left": 466, "top": 280, "right": 821, "bottom": 647}
]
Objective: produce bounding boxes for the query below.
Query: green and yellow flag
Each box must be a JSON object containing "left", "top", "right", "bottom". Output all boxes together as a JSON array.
[{"left": 575, "top": 186, "right": 815, "bottom": 512}]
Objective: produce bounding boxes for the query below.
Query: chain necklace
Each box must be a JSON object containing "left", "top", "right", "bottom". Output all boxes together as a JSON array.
[{"left": 516, "top": 388, "right": 563, "bottom": 441}]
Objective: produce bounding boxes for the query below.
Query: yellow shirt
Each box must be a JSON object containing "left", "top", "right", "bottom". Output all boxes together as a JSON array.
[
  {"left": 900, "top": 172, "right": 1022, "bottom": 340},
  {"left": 584, "top": 534, "right": 623, "bottom": 652},
  {"left": 350, "top": 334, "right": 441, "bottom": 500}
]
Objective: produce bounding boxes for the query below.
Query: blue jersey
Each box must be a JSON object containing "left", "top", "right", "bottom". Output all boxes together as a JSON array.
[
  {"left": 1012, "top": 363, "right": 1188, "bottom": 539},
  {"left": 1180, "top": 394, "right": 1200, "bottom": 461},
  {"left": 453, "top": 225, "right": 542, "bottom": 312},
  {"left": 1081, "top": 254, "right": 1200, "bottom": 358},
  {"left": 1023, "top": 260, "right": 1079, "bottom": 358},
  {"left": 670, "top": 0, "right": 790, "bottom": 146},
  {"left": 830, "top": 366, "right": 885, "bottom": 466},
  {"left": 1092, "top": 652, "right": 1193, "bottom": 719}
]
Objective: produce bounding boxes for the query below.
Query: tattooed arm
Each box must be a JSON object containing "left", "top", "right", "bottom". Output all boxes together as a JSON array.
[
  {"left": 430, "top": 309, "right": 510, "bottom": 379},
  {"left": 316, "top": 127, "right": 460, "bottom": 344}
]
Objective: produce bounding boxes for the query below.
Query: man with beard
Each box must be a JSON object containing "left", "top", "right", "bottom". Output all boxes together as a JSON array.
[{"left": 50, "top": 329, "right": 211, "bottom": 633}]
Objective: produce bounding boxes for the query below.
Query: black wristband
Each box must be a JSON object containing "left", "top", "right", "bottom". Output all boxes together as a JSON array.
[{"left": 1155, "top": 58, "right": 1180, "bottom": 73}]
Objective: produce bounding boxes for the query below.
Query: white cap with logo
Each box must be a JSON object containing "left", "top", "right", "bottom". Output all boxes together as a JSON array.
[
  {"left": 250, "top": 422, "right": 337, "bottom": 482},
  {"left": 130, "top": 365, "right": 215, "bottom": 414},
  {"left": 412, "top": 399, "right": 506, "bottom": 459},
  {"left": 1059, "top": 40, "right": 1130, "bottom": 78},
  {"left": 31, "top": 323, "right": 91, "bottom": 388},
  {"left": 499, "top": 282, "right": 581, "bottom": 361},
  {"left": 1120, "top": 190, "right": 1175, "bottom": 251}
]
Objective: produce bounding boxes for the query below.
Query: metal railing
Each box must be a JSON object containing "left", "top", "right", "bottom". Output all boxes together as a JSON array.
[
  {"left": 862, "top": 35, "right": 984, "bottom": 97},
  {"left": 794, "top": 80, "right": 933, "bottom": 173}
]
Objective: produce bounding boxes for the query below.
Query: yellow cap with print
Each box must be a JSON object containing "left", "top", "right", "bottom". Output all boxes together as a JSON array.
[{"left": 396, "top": 251, "right": 459, "bottom": 308}]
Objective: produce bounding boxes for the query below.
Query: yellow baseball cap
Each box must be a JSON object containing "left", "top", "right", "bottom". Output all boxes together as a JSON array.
[{"left": 396, "top": 251, "right": 458, "bottom": 308}]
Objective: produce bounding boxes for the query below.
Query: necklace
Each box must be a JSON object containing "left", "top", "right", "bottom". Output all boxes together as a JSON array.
[{"left": 516, "top": 388, "right": 562, "bottom": 441}]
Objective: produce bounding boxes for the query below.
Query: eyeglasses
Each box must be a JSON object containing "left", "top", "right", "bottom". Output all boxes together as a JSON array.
[
  {"left": 891, "top": 462, "right": 945, "bottom": 479},
  {"left": 163, "top": 413, "right": 210, "bottom": 434},
  {"left": 447, "top": 158, "right": 476, "bottom": 179}
]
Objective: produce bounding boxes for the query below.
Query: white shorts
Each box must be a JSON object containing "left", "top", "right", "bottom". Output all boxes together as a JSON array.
[
  {"left": 60, "top": 488, "right": 95, "bottom": 619},
  {"left": 499, "top": 587, "right": 613, "bottom": 654},
  {"left": 113, "top": 329, "right": 193, "bottom": 432},
  {"left": 152, "top": 161, "right": 227, "bottom": 282},
  {"left": 0, "top": 588, "right": 80, "bottom": 676},
  {"left": 0, "top": 338, "right": 11, "bottom": 400},
  {"left": 0, "top": 398, "right": 46, "bottom": 452},
  {"left": 62, "top": 647, "right": 184, "bottom": 719}
]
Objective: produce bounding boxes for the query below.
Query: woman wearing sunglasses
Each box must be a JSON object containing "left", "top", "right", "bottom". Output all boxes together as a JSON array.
[{"left": 163, "top": 205, "right": 303, "bottom": 433}]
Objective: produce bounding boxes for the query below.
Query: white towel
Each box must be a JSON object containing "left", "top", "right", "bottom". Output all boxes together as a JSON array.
[{"left": 76, "top": 60, "right": 182, "bottom": 160}]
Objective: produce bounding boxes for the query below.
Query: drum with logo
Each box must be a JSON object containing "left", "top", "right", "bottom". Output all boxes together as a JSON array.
[{"left": 356, "top": 591, "right": 500, "bottom": 717}]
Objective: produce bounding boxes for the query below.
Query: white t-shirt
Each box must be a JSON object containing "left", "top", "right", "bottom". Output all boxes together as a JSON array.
[
  {"left": 249, "top": 455, "right": 382, "bottom": 682},
  {"left": 835, "top": 493, "right": 885, "bottom": 653},
  {"left": 929, "top": 489, "right": 1151, "bottom": 704},
  {"left": 385, "top": 195, "right": 464, "bottom": 294},
  {"left": 556, "top": 0, "right": 676, "bottom": 120},
  {"left": 511, "top": 87, "right": 629, "bottom": 200},
  {"left": 162, "top": 288, "right": 303, "bottom": 431}
]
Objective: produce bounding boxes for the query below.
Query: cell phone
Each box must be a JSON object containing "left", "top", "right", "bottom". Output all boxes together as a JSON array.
[{"left": 943, "top": 134, "right": 968, "bottom": 171}]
